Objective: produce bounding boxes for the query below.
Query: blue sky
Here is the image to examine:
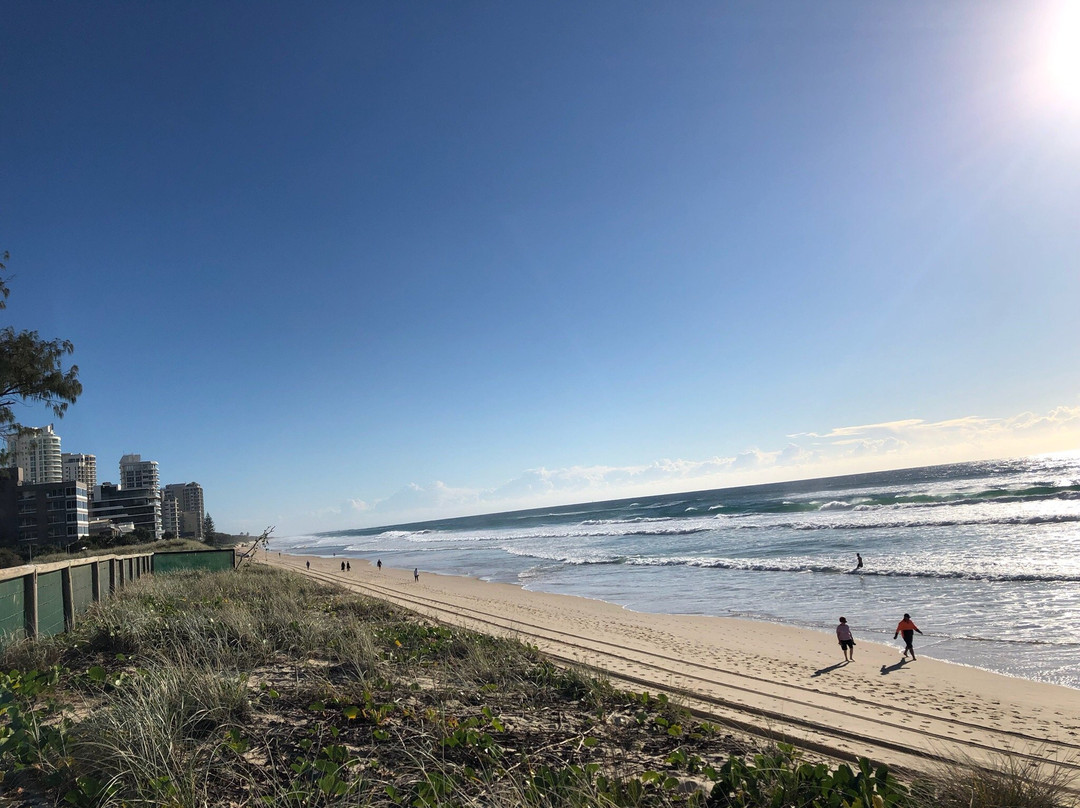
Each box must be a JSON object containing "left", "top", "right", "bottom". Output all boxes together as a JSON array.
[{"left": 3, "top": 2, "right": 1079, "bottom": 536}]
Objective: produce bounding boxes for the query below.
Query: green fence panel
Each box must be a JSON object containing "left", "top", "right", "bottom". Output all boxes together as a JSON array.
[
  {"left": 153, "top": 550, "right": 235, "bottom": 574},
  {"left": 37, "top": 570, "right": 66, "bottom": 638},
  {"left": 0, "top": 576, "right": 25, "bottom": 645},
  {"left": 71, "top": 564, "right": 94, "bottom": 616}
]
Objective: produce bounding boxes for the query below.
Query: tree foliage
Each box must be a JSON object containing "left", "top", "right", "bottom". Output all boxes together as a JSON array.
[
  {"left": 0, "top": 251, "right": 82, "bottom": 429},
  {"left": 203, "top": 512, "right": 216, "bottom": 543}
]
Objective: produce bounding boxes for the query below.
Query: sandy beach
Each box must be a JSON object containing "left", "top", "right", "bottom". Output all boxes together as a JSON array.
[{"left": 253, "top": 547, "right": 1080, "bottom": 785}]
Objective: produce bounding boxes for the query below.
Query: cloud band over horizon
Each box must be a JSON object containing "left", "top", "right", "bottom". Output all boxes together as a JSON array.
[{"left": 301, "top": 403, "right": 1080, "bottom": 533}]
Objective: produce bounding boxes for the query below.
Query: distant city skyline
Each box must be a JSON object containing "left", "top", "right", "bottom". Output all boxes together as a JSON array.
[
  {"left": 2, "top": 423, "right": 206, "bottom": 545},
  {"left": 4, "top": 2, "right": 1078, "bottom": 536}
]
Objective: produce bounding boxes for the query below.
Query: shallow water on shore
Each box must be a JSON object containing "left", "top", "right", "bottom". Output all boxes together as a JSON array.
[{"left": 277, "top": 453, "right": 1080, "bottom": 689}]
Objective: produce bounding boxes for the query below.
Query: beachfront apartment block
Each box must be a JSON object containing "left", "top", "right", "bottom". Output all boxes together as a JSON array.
[
  {"left": 93, "top": 482, "right": 162, "bottom": 540},
  {"left": 120, "top": 453, "right": 159, "bottom": 491},
  {"left": 162, "top": 481, "right": 205, "bottom": 539},
  {"left": 161, "top": 493, "right": 180, "bottom": 537},
  {"left": 62, "top": 452, "right": 97, "bottom": 490},
  {"left": 0, "top": 468, "right": 90, "bottom": 550},
  {"left": 5, "top": 424, "right": 63, "bottom": 484}
]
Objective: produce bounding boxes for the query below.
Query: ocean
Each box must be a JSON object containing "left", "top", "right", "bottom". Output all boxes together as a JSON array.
[{"left": 273, "top": 453, "right": 1080, "bottom": 689}]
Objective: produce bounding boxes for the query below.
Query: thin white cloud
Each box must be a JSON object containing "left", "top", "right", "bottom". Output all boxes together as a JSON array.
[{"left": 792, "top": 418, "right": 926, "bottom": 439}]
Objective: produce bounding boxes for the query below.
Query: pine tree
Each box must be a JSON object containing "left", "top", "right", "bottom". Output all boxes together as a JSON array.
[
  {"left": 202, "top": 513, "right": 216, "bottom": 544},
  {"left": 0, "top": 252, "right": 82, "bottom": 454}
]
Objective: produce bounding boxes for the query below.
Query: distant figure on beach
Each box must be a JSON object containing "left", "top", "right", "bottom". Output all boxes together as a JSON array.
[
  {"left": 413, "top": 567, "right": 419, "bottom": 582},
  {"left": 377, "top": 559, "right": 382, "bottom": 571},
  {"left": 306, "top": 561, "right": 310, "bottom": 570},
  {"left": 341, "top": 561, "right": 346, "bottom": 571},
  {"left": 894, "top": 613, "right": 923, "bottom": 660},
  {"left": 346, "top": 561, "right": 351, "bottom": 572},
  {"left": 855, "top": 553, "right": 863, "bottom": 571},
  {"left": 836, "top": 617, "right": 855, "bottom": 661}
]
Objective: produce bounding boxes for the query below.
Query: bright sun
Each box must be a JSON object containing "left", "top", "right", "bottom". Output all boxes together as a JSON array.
[{"left": 1045, "top": 1, "right": 1080, "bottom": 108}]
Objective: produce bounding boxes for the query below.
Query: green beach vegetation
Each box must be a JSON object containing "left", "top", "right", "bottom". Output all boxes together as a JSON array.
[{"left": 0, "top": 565, "right": 1073, "bottom": 807}]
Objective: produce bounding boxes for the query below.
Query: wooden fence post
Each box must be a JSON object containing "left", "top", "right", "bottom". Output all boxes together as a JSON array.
[
  {"left": 61, "top": 566, "right": 75, "bottom": 632},
  {"left": 23, "top": 570, "right": 38, "bottom": 639}
]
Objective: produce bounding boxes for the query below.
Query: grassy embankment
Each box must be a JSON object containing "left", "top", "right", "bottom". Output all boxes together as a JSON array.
[
  {"left": 11, "top": 532, "right": 249, "bottom": 568},
  {"left": 0, "top": 565, "right": 1073, "bottom": 807},
  {"left": 31, "top": 539, "right": 212, "bottom": 565}
]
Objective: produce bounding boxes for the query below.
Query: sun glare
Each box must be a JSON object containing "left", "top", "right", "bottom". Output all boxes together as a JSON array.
[{"left": 1044, "top": 1, "right": 1080, "bottom": 108}]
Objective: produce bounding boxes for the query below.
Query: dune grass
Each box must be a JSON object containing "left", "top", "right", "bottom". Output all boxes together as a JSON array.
[{"left": 0, "top": 565, "right": 1073, "bottom": 808}]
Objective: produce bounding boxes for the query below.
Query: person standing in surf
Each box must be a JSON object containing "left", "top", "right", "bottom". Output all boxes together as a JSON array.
[
  {"left": 836, "top": 617, "right": 855, "bottom": 661},
  {"left": 894, "top": 613, "right": 922, "bottom": 660},
  {"left": 854, "top": 553, "right": 863, "bottom": 571}
]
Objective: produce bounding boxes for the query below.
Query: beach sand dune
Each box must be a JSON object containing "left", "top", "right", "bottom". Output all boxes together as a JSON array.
[{"left": 256, "top": 550, "right": 1080, "bottom": 784}]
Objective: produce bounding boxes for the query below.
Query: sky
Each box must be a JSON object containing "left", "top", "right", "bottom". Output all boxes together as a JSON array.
[{"left": 3, "top": 1, "right": 1079, "bottom": 536}]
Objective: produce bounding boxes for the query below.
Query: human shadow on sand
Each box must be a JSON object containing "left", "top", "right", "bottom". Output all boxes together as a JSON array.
[
  {"left": 811, "top": 661, "right": 849, "bottom": 677},
  {"left": 879, "top": 659, "right": 908, "bottom": 675}
]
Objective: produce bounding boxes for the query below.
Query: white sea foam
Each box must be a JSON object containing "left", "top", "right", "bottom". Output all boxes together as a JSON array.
[{"left": 817, "top": 500, "right": 853, "bottom": 511}]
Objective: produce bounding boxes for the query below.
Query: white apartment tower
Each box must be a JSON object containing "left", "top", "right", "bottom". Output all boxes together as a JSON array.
[
  {"left": 6, "top": 425, "right": 62, "bottom": 484},
  {"left": 62, "top": 453, "right": 97, "bottom": 490},
  {"left": 119, "top": 454, "right": 159, "bottom": 491},
  {"left": 111, "top": 454, "right": 163, "bottom": 539},
  {"left": 161, "top": 494, "right": 181, "bottom": 537}
]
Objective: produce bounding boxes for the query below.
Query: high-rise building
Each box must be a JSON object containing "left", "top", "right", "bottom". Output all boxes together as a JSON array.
[
  {"left": 160, "top": 493, "right": 181, "bottom": 537},
  {"left": 62, "top": 453, "right": 97, "bottom": 490},
  {"left": 162, "top": 481, "right": 205, "bottom": 539},
  {"left": 0, "top": 470, "right": 90, "bottom": 549},
  {"left": 93, "top": 482, "right": 162, "bottom": 540},
  {"left": 119, "top": 454, "right": 159, "bottom": 491},
  {"left": 5, "top": 425, "right": 62, "bottom": 484}
]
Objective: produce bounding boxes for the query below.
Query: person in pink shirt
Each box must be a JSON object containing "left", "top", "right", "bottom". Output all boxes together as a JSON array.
[{"left": 836, "top": 616, "right": 855, "bottom": 661}]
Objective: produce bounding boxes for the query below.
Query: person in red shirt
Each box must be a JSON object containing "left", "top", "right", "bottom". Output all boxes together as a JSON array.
[{"left": 894, "top": 613, "right": 922, "bottom": 660}]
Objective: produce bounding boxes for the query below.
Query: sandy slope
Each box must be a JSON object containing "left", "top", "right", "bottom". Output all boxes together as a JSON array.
[{"left": 253, "top": 548, "right": 1080, "bottom": 784}]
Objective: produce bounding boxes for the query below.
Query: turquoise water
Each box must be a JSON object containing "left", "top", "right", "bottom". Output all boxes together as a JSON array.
[{"left": 275, "top": 454, "right": 1080, "bottom": 688}]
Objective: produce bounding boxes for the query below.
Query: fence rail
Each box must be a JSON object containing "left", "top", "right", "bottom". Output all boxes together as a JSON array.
[{"left": 0, "top": 548, "right": 237, "bottom": 646}]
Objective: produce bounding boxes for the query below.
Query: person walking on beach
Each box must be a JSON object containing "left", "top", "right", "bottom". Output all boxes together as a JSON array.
[
  {"left": 836, "top": 617, "right": 855, "bottom": 661},
  {"left": 306, "top": 561, "right": 310, "bottom": 570},
  {"left": 894, "top": 613, "right": 922, "bottom": 660},
  {"left": 413, "top": 567, "right": 419, "bottom": 582},
  {"left": 377, "top": 559, "right": 382, "bottom": 571},
  {"left": 341, "top": 561, "right": 346, "bottom": 572},
  {"left": 346, "top": 561, "right": 351, "bottom": 572}
]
